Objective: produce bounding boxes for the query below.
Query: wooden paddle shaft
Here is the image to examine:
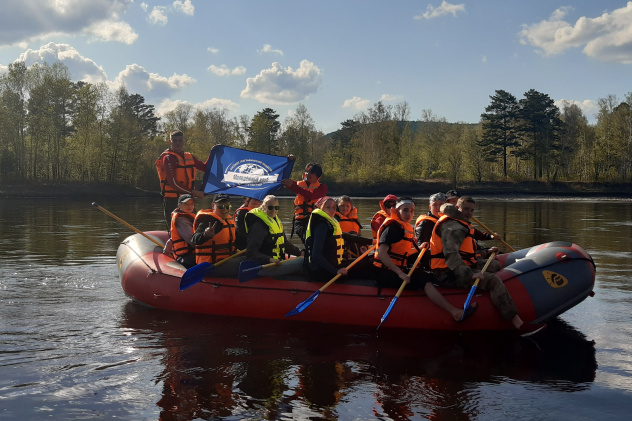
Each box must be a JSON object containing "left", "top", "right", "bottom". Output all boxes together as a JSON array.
[
  {"left": 92, "top": 202, "right": 164, "bottom": 248},
  {"left": 471, "top": 216, "right": 516, "bottom": 252}
]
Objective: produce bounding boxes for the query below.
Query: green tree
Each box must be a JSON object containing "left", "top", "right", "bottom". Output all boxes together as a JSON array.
[
  {"left": 480, "top": 90, "right": 520, "bottom": 177},
  {"left": 248, "top": 108, "right": 280, "bottom": 154}
]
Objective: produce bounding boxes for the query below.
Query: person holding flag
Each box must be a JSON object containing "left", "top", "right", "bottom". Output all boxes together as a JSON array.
[
  {"left": 282, "top": 163, "right": 328, "bottom": 245},
  {"left": 155, "top": 130, "right": 206, "bottom": 229}
]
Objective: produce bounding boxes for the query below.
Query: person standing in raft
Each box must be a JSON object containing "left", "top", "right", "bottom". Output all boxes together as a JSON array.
[
  {"left": 334, "top": 195, "right": 366, "bottom": 259},
  {"left": 168, "top": 194, "right": 197, "bottom": 269},
  {"left": 370, "top": 194, "right": 398, "bottom": 239},
  {"left": 429, "top": 197, "right": 527, "bottom": 330},
  {"left": 191, "top": 193, "right": 242, "bottom": 276},
  {"left": 155, "top": 130, "right": 207, "bottom": 229},
  {"left": 234, "top": 196, "right": 262, "bottom": 250},
  {"left": 374, "top": 197, "right": 476, "bottom": 322},
  {"left": 245, "top": 195, "right": 302, "bottom": 266},
  {"left": 281, "top": 163, "right": 328, "bottom": 245}
]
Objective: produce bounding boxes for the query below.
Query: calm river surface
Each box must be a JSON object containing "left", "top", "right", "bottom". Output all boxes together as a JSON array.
[{"left": 1, "top": 195, "right": 631, "bottom": 420}]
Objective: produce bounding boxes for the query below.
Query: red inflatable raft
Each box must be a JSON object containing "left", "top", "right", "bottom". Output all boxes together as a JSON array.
[{"left": 116, "top": 231, "right": 595, "bottom": 331}]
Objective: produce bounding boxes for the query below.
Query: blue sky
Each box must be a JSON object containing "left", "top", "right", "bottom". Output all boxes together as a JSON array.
[{"left": 1, "top": 1, "right": 631, "bottom": 134}]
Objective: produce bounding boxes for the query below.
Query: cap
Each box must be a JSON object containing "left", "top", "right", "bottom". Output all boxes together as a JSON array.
[
  {"left": 213, "top": 193, "right": 230, "bottom": 203},
  {"left": 429, "top": 192, "right": 447, "bottom": 204},
  {"left": 446, "top": 190, "right": 459, "bottom": 199},
  {"left": 383, "top": 194, "right": 398, "bottom": 203},
  {"left": 178, "top": 194, "right": 193, "bottom": 204}
]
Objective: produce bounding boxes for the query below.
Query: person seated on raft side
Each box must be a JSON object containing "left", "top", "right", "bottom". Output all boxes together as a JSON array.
[
  {"left": 191, "top": 193, "right": 244, "bottom": 277},
  {"left": 374, "top": 197, "right": 476, "bottom": 322},
  {"left": 166, "top": 194, "right": 197, "bottom": 268},
  {"left": 429, "top": 197, "right": 526, "bottom": 330},
  {"left": 446, "top": 189, "right": 503, "bottom": 244},
  {"left": 234, "top": 196, "right": 262, "bottom": 251},
  {"left": 244, "top": 194, "right": 303, "bottom": 267},
  {"left": 334, "top": 195, "right": 367, "bottom": 259},
  {"left": 370, "top": 194, "right": 398, "bottom": 239},
  {"left": 414, "top": 192, "right": 447, "bottom": 270},
  {"left": 304, "top": 196, "right": 373, "bottom": 282}
]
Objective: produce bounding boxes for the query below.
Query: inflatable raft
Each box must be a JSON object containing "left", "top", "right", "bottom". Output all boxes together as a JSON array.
[{"left": 116, "top": 231, "right": 596, "bottom": 331}]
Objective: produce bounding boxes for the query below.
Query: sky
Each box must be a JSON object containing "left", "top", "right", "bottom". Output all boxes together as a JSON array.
[{"left": 1, "top": 0, "right": 631, "bottom": 134}]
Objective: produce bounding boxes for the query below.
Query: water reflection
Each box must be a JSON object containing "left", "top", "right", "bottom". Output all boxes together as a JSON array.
[{"left": 120, "top": 302, "right": 596, "bottom": 420}]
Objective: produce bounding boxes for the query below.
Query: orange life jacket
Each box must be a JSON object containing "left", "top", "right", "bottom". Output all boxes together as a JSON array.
[
  {"left": 155, "top": 149, "right": 196, "bottom": 198},
  {"left": 170, "top": 209, "right": 195, "bottom": 258},
  {"left": 193, "top": 210, "right": 236, "bottom": 264},
  {"left": 373, "top": 214, "right": 417, "bottom": 270},
  {"left": 371, "top": 209, "right": 390, "bottom": 239},
  {"left": 293, "top": 180, "right": 321, "bottom": 220},
  {"left": 335, "top": 207, "right": 361, "bottom": 233},
  {"left": 429, "top": 215, "right": 477, "bottom": 269},
  {"left": 233, "top": 205, "right": 252, "bottom": 221}
]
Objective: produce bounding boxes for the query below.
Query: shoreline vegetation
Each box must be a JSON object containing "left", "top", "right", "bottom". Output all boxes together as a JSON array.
[{"left": 3, "top": 180, "right": 632, "bottom": 200}]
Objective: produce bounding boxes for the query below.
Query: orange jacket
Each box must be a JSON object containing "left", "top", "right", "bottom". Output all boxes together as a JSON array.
[
  {"left": 155, "top": 149, "right": 196, "bottom": 198},
  {"left": 293, "top": 180, "right": 321, "bottom": 220},
  {"left": 170, "top": 209, "right": 195, "bottom": 258},
  {"left": 429, "top": 215, "right": 477, "bottom": 269},
  {"left": 373, "top": 214, "right": 417, "bottom": 270},
  {"left": 193, "top": 210, "right": 236, "bottom": 264}
]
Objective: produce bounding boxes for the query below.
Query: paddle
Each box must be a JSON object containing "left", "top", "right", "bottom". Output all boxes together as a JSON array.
[
  {"left": 471, "top": 216, "right": 516, "bottom": 252},
  {"left": 461, "top": 252, "right": 496, "bottom": 320},
  {"left": 92, "top": 202, "right": 164, "bottom": 248},
  {"left": 179, "top": 249, "right": 246, "bottom": 290},
  {"left": 285, "top": 244, "right": 377, "bottom": 317},
  {"left": 376, "top": 247, "right": 427, "bottom": 330},
  {"left": 239, "top": 259, "right": 293, "bottom": 283}
]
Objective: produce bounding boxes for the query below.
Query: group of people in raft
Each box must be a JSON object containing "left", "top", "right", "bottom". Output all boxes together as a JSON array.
[{"left": 156, "top": 130, "right": 534, "bottom": 332}]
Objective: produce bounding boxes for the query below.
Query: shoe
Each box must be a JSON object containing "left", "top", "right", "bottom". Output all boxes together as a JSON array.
[
  {"left": 519, "top": 323, "right": 547, "bottom": 337},
  {"left": 457, "top": 302, "right": 477, "bottom": 323}
]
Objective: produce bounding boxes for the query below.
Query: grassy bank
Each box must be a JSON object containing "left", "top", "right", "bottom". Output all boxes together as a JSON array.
[{"left": 2, "top": 180, "right": 632, "bottom": 199}]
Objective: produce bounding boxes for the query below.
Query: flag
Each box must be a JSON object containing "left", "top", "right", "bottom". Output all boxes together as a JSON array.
[{"left": 201, "top": 145, "right": 295, "bottom": 200}]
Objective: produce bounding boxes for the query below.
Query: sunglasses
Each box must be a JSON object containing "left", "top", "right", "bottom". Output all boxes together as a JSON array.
[
  {"left": 267, "top": 205, "right": 280, "bottom": 210},
  {"left": 216, "top": 204, "right": 231, "bottom": 210}
]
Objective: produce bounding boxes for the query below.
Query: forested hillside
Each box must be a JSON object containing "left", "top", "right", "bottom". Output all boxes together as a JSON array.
[{"left": 2, "top": 61, "right": 631, "bottom": 192}]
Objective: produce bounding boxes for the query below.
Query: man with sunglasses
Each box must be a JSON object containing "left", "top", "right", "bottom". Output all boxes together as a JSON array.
[{"left": 191, "top": 193, "right": 241, "bottom": 276}]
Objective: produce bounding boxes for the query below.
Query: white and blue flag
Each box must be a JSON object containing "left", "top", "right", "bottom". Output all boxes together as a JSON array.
[{"left": 201, "top": 145, "right": 295, "bottom": 200}]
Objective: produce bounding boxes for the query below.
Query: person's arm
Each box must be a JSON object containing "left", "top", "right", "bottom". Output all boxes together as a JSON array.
[
  {"left": 175, "top": 218, "right": 194, "bottom": 246},
  {"left": 310, "top": 223, "right": 340, "bottom": 276},
  {"left": 192, "top": 154, "right": 206, "bottom": 172},
  {"left": 283, "top": 234, "right": 302, "bottom": 257},
  {"left": 377, "top": 225, "right": 409, "bottom": 282},
  {"left": 246, "top": 223, "right": 273, "bottom": 265},
  {"left": 441, "top": 223, "right": 473, "bottom": 282},
  {"left": 416, "top": 219, "right": 434, "bottom": 246},
  {"left": 283, "top": 181, "right": 328, "bottom": 201},
  {"left": 371, "top": 214, "right": 385, "bottom": 236},
  {"left": 191, "top": 216, "right": 219, "bottom": 245}
]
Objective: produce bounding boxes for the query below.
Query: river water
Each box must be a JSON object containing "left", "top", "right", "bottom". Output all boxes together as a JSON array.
[{"left": 1, "top": 195, "right": 631, "bottom": 420}]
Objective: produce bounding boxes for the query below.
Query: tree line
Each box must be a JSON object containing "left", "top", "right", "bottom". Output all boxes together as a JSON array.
[{"left": 2, "top": 60, "right": 632, "bottom": 191}]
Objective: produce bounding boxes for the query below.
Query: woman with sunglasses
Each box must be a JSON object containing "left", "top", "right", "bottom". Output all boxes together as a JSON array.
[{"left": 244, "top": 195, "right": 302, "bottom": 267}]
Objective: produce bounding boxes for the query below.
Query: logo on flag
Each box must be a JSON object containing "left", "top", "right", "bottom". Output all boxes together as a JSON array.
[{"left": 223, "top": 159, "right": 279, "bottom": 188}]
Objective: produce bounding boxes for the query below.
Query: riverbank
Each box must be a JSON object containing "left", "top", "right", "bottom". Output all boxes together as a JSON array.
[{"left": 2, "top": 180, "right": 632, "bottom": 199}]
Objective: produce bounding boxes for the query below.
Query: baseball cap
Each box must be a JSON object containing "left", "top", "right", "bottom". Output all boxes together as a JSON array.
[
  {"left": 213, "top": 193, "right": 230, "bottom": 203},
  {"left": 178, "top": 194, "right": 193, "bottom": 204}
]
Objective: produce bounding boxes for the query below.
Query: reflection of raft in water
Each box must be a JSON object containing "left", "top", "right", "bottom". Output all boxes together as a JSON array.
[{"left": 117, "top": 231, "right": 596, "bottom": 331}]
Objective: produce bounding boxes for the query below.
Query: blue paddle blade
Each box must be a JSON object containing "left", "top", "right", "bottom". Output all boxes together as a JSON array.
[
  {"left": 238, "top": 260, "right": 263, "bottom": 283},
  {"left": 377, "top": 296, "right": 399, "bottom": 330},
  {"left": 179, "top": 262, "right": 213, "bottom": 290},
  {"left": 285, "top": 290, "right": 320, "bottom": 317},
  {"left": 461, "top": 285, "right": 477, "bottom": 320}
]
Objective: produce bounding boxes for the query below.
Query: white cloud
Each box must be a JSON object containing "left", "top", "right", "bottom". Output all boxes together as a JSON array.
[
  {"left": 414, "top": 1, "right": 465, "bottom": 20},
  {"left": 0, "top": 0, "right": 137, "bottom": 47},
  {"left": 519, "top": 3, "right": 632, "bottom": 63},
  {"left": 17, "top": 42, "right": 108, "bottom": 84},
  {"left": 342, "top": 96, "right": 371, "bottom": 110},
  {"left": 207, "top": 47, "right": 219, "bottom": 54},
  {"left": 258, "top": 44, "right": 284, "bottom": 55},
  {"left": 157, "top": 98, "right": 239, "bottom": 116},
  {"left": 140, "top": 2, "right": 148, "bottom": 12},
  {"left": 555, "top": 98, "right": 599, "bottom": 121},
  {"left": 84, "top": 20, "right": 138, "bottom": 44},
  {"left": 482, "top": 55, "right": 487, "bottom": 63},
  {"left": 379, "top": 94, "right": 403, "bottom": 102},
  {"left": 112, "top": 63, "right": 195, "bottom": 102},
  {"left": 149, "top": 7, "right": 168, "bottom": 25},
  {"left": 240, "top": 60, "right": 322, "bottom": 104},
  {"left": 173, "top": 0, "right": 195, "bottom": 16},
  {"left": 208, "top": 64, "right": 247, "bottom": 76}
]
